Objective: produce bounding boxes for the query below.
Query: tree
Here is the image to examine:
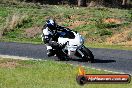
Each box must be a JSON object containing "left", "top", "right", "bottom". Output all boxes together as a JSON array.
[
  {"left": 122, "top": 0, "right": 131, "bottom": 5},
  {"left": 88, "top": 0, "right": 104, "bottom": 7},
  {"left": 78, "top": 0, "right": 87, "bottom": 6}
]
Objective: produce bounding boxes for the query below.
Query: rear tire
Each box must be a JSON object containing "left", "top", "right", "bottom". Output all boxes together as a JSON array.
[{"left": 81, "top": 46, "right": 94, "bottom": 63}]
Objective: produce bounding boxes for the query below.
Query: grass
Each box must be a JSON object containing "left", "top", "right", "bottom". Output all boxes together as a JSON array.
[
  {"left": 0, "top": 58, "right": 131, "bottom": 88},
  {"left": 86, "top": 43, "right": 132, "bottom": 51},
  {"left": 0, "top": 4, "right": 131, "bottom": 50}
]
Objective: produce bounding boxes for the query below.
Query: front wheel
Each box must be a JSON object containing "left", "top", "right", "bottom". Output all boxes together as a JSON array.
[{"left": 81, "top": 46, "right": 94, "bottom": 63}]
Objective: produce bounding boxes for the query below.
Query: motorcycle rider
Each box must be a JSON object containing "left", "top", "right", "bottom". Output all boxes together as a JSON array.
[{"left": 42, "top": 19, "right": 72, "bottom": 57}]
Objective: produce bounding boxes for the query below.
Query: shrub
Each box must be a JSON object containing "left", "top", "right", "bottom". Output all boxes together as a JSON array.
[
  {"left": 130, "top": 10, "right": 132, "bottom": 21},
  {"left": 98, "top": 29, "right": 113, "bottom": 36},
  {"left": 2, "top": 13, "right": 32, "bottom": 35},
  {"left": 127, "top": 31, "right": 132, "bottom": 41},
  {"left": 63, "top": 14, "right": 71, "bottom": 19},
  {"left": 95, "top": 18, "right": 121, "bottom": 29}
]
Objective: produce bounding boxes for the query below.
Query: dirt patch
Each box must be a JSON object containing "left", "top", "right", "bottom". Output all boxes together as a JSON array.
[
  {"left": 68, "top": 21, "right": 87, "bottom": 29},
  {"left": 103, "top": 18, "right": 123, "bottom": 24},
  {"left": 0, "top": 59, "right": 33, "bottom": 68},
  {"left": 24, "top": 26, "right": 42, "bottom": 38},
  {"left": 117, "top": 41, "right": 132, "bottom": 46},
  {"left": 86, "top": 37, "right": 104, "bottom": 43},
  {"left": 106, "top": 30, "right": 132, "bottom": 45},
  {"left": 80, "top": 31, "right": 88, "bottom": 36},
  {"left": 0, "top": 61, "right": 20, "bottom": 68},
  {"left": 69, "top": 15, "right": 80, "bottom": 20}
]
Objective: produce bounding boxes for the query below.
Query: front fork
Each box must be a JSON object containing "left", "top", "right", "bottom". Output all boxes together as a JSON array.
[{"left": 75, "top": 45, "right": 85, "bottom": 58}]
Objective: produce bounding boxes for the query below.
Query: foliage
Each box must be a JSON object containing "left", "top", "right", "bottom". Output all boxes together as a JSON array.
[
  {"left": 127, "top": 31, "right": 132, "bottom": 41},
  {"left": 0, "top": 0, "right": 132, "bottom": 8},
  {"left": 2, "top": 14, "right": 33, "bottom": 36},
  {"left": 98, "top": 29, "right": 113, "bottom": 36},
  {"left": 96, "top": 19, "right": 121, "bottom": 29}
]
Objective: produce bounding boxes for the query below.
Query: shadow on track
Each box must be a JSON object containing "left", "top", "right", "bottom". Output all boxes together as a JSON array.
[
  {"left": 94, "top": 59, "right": 116, "bottom": 63},
  {"left": 52, "top": 55, "right": 116, "bottom": 63},
  {"left": 69, "top": 58, "right": 116, "bottom": 63}
]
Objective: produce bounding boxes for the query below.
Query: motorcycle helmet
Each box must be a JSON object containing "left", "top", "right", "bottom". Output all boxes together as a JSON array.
[{"left": 46, "top": 19, "right": 57, "bottom": 31}]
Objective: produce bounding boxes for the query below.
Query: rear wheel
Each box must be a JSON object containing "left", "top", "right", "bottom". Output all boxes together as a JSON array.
[{"left": 81, "top": 46, "right": 94, "bottom": 63}]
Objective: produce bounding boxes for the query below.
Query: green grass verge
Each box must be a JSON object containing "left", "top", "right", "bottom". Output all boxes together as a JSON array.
[
  {"left": 0, "top": 58, "right": 131, "bottom": 88},
  {"left": 86, "top": 43, "right": 132, "bottom": 51}
]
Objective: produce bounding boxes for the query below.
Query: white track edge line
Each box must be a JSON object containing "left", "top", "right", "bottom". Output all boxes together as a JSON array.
[{"left": 0, "top": 54, "right": 131, "bottom": 75}]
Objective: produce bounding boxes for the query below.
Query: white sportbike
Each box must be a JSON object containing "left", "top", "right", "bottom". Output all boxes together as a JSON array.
[{"left": 42, "top": 29, "right": 94, "bottom": 63}]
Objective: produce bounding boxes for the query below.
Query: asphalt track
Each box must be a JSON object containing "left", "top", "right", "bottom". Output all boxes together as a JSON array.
[{"left": 0, "top": 42, "right": 132, "bottom": 74}]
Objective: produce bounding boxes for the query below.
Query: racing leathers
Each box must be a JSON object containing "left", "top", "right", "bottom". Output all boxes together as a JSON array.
[{"left": 41, "top": 24, "right": 71, "bottom": 57}]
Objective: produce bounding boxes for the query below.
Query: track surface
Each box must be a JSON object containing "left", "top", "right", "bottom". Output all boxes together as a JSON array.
[{"left": 0, "top": 42, "right": 132, "bottom": 74}]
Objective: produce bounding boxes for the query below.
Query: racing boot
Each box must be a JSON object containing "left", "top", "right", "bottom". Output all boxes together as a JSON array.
[
  {"left": 59, "top": 43, "right": 67, "bottom": 49},
  {"left": 47, "top": 49, "right": 55, "bottom": 57}
]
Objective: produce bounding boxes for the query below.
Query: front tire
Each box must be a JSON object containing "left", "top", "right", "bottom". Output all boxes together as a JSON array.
[{"left": 81, "top": 46, "right": 94, "bottom": 63}]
